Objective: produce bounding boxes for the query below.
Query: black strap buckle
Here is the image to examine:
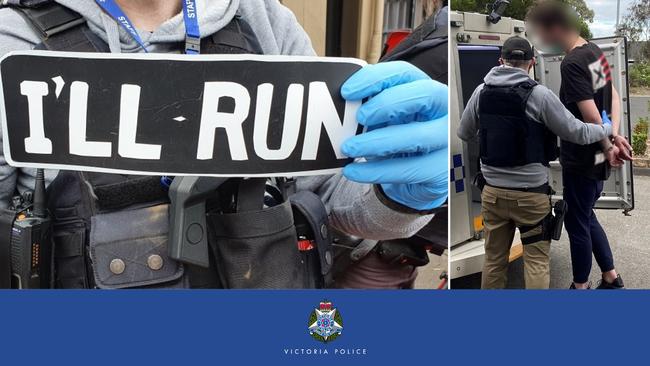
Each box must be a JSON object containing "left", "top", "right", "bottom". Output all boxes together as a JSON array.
[{"left": 13, "top": 0, "right": 85, "bottom": 39}]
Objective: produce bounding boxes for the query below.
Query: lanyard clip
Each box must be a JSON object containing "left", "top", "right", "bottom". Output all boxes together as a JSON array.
[{"left": 185, "top": 36, "right": 200, "bottom": 54}]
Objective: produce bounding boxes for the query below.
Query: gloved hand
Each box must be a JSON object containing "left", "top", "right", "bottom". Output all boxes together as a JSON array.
[
  {"left": 340, "top": 61, "right": 448, "bottom": 211},
  {"left": 602, "top": 110, "right": 612, "bottom": 126}
]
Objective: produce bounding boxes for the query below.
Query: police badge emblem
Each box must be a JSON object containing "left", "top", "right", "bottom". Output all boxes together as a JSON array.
[{"left": 308, "top": 301, "right": 343, "bottom": 343}]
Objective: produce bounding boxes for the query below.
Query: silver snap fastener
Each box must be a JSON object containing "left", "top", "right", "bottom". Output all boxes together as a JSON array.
[
  {"left": 147, "top": 254, "right": 163, "bottom": 271},
  {"left": 109, "top": 259, "right": 125, "bottom": 275},
  {"left": 325, "top": 250, "right": 333, "bottom": 265}
]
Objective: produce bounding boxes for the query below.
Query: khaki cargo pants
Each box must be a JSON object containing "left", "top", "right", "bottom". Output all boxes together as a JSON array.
[{"left": 481, "top": 186, "right": 552, "bottom": 289}]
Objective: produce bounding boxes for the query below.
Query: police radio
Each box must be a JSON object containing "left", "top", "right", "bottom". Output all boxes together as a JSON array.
[{"left": 0, "top": 169, "right": 52, "bottom": 289}]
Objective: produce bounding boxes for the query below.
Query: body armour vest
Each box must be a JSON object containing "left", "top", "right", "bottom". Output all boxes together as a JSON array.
[{"left": 478, "top": 79, "right": 559, "bottom": 168}]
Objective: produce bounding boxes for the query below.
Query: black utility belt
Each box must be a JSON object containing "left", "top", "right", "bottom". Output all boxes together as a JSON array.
[{"left": 486, "top": 183, "right": 552, "bottom": 195}]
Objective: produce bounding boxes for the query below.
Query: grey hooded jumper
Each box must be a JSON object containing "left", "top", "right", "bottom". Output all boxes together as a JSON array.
[
  {"left": 457, "top": 66, "right": 612, "bottom": 189},
  {"left": 0, "top": 0, "right": 432, "bottom": 240}
]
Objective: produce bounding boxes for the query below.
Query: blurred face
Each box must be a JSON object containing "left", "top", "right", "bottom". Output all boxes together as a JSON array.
[{"left": 529, "top": 24, "right": 569, "bottom": 54}]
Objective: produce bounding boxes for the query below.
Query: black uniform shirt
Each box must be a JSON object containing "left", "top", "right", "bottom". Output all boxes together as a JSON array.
[{"left": 559, "top": 42, "right": 612, "bottom": 181}]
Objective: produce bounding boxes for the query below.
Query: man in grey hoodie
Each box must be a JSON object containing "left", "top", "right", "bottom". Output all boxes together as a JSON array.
[
  {"left": 0, "top": 0, "right": 447, "bottom": 288},
  {"left": 457, "top": 36, "right": 611, "bottom": 289}
]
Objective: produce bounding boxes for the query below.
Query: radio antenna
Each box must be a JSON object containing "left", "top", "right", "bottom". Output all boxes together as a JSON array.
[{"left": 33, "top": 168, "right": 46, "bottom": 218}]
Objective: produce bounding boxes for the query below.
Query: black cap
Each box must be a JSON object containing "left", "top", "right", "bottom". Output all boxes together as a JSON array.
[{"left": 501, "top": 36, "right": 534, "bottom": 61}]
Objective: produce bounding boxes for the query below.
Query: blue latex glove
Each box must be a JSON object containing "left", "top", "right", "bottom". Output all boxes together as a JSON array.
[
  {"left": 602, "top": 110, "right": 612, "bottom": 126},
  {"left": 340, "top": 61, "right": 448, "bottom": 211}
]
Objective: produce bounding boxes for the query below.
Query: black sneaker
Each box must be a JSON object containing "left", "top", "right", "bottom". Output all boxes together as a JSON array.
[
  {"left": 569, "top": 282, "right": 592, "bottom": 289},
  {"left": 596, "top": 275, "right": 625, "bottom": 289}
]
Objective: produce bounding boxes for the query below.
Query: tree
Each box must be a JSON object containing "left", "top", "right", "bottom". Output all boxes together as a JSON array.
[
  {"left": 450, "top": 0, "right": 594, "bottom": 39},
  {"left": 619, "top": 0, "right": 650, "bottom": 60},
  {"left": 619, "top": 0, "right": 650, "bottom": 41}
]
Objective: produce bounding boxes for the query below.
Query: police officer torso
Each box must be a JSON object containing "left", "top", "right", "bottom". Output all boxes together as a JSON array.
[
  {"left": 478, "top": 79, "right": 558, "bottom": 168},
  {"left": 4, "top": 0, "right": 333, "bottom": 290}
]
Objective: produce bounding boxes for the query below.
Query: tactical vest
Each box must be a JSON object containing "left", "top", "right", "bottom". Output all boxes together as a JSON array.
[
  {"left": 381, "top": 6, "right": 448, "bottom": 85},
  {"left": 5, "top": 0, "right": 333, "bottom": 289},
  {"left": 478, "top": 80, "right": 559, "bottom": 167}
]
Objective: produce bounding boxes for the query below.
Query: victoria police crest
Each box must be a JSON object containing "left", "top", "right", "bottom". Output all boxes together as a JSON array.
[{"left": 308, "top": 301, "right": 343, "bottom": 343}]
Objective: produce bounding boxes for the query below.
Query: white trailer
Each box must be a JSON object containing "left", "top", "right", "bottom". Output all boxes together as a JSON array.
[{"left": 449, "top": 10, "right": 635, "bottom": 285}]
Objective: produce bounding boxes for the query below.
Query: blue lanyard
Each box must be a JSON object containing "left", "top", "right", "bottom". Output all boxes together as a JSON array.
[
  {"left": 181, "top": 0, "right": 201, "bottom": 54},
  {"left": 95, "top": 0, "right": 201, "bottom": 54}
]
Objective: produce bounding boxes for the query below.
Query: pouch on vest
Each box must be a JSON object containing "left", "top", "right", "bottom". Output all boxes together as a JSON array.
[
  {"left": 206, "top": 180, "right": 332, "bottom": 289},
  {"left": 47, "top": 173, "right": 194, "bottom": 289},
  {"left": 290, "top": 191, "right": 334, "bottom": 288},
  {"left": 89, "top": 204, "right": 187, "bottom": 289}
]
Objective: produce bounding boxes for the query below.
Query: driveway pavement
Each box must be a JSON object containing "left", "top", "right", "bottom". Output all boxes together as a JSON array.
[
  {"left": 503, "top": 175, "right": 650, "bottom": 289},
  {"left": 544, "top": 175, "right": 650, "bottom": 289}
]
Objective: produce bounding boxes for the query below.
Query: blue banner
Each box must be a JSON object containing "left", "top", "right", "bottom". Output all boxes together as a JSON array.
[{"left": 0, "top": 291, "right": 648, "bottom": 365}]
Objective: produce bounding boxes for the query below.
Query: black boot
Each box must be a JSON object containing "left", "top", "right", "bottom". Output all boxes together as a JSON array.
[{"left": 596, "top": 275, "right": 625, "bottom": 289}]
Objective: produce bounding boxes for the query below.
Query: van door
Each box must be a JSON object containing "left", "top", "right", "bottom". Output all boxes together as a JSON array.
[{"left": 534, "top": 36, "right": 634, "bottom": 212}]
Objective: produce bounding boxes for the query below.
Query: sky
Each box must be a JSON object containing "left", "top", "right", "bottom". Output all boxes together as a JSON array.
[{"left": 586, "top": 0, "right": 635, "bottom": 37}]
